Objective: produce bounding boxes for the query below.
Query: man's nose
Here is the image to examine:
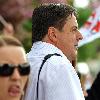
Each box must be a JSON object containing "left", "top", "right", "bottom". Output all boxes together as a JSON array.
[{"left": 77, "top": 30, "right": 83, "bottom": 41}]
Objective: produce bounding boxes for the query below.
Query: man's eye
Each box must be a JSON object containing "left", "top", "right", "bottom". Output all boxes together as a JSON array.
[{"left": 72, "top": 28, "right": 77, "bottom": 32}]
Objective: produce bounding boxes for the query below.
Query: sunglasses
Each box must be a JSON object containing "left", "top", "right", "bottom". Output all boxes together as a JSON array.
[{"left": 0, "top": 63, "right": 30, "bottom": 76}]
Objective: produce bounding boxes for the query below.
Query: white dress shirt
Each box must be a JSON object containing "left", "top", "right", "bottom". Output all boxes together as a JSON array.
[{"left": 24, "top": 41, "right": 85, "bottom": 100}]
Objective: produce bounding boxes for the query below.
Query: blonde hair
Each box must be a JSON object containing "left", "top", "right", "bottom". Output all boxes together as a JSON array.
[{"left": 0, "top": 35, "right": 22, "bottom": 47}]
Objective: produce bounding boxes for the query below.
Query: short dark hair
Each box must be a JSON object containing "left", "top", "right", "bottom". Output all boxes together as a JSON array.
[{"left": 32, "top": 3, "right": 77, "bottom": 43}]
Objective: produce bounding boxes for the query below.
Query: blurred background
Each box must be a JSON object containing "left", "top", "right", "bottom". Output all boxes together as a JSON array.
[{"left": 0, "top": 0, "right": 100, "bottom": 81}]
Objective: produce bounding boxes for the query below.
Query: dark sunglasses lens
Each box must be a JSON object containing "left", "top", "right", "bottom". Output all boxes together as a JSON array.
[
  {"left": 19, "top": 64, "right": 30, "bottom": 75},
  {"left": 0, "top": 64, "right": 13, "bottom": 76}
]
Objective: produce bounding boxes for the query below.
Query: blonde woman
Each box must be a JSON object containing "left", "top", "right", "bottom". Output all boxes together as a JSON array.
[{"left": 0, "top": 35, "right": 30, "bottom": 100}]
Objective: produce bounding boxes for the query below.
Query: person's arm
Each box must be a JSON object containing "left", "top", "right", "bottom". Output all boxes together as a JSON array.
[{"left": 85, "top": 72, "right": 100, "bottom": 100}]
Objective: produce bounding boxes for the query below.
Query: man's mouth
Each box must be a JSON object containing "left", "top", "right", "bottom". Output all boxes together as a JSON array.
[{"left": 74, "top": 45, "right": 78, "bottom": 50}]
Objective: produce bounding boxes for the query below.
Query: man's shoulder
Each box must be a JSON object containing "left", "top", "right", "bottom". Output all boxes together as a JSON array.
[{"left": 45, "top": 54, "right": 71, "bottom": 67}]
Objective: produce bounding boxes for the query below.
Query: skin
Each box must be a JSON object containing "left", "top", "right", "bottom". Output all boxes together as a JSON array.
[
  {"left": 0, "top": 46, "right": 28, "bottom": 100},
  {"left": 3, "top": 23, "right": 14, "bottom": 36},
  {"left": 44, "top": 14, "right": 83, "bottom": 63}
]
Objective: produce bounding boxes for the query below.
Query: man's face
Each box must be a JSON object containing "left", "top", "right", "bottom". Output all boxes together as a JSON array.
[{"left": 55, "top": 14, "right": 83, "bottom": 62}]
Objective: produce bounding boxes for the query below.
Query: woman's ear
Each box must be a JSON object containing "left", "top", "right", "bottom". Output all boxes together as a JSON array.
[{"left": 47, "top": 27, "right": 57, "bottom": 43}]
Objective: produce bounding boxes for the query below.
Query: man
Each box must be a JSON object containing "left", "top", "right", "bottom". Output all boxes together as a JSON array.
[{"left": 25, "top": 4, "right": 85, "bottom": 100}]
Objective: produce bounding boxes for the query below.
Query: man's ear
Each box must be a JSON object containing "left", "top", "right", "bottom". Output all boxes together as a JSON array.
[{"left": 47, "top": 27, "right": 57, "bottom": 43}]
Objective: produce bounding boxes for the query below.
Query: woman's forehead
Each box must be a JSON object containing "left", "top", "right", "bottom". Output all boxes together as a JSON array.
[{"left": 0, "top": 46, "right": 26, "bottom": 64}]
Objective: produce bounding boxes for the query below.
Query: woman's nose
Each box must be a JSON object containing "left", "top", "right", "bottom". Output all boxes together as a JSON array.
[{"left": 10, "top": 68, "right": 21, "bottom": 81}]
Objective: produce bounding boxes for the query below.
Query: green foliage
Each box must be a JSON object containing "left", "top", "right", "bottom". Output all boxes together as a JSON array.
[
  {"left": 78, "top": 38, "right": 100, "bottom": 61},
  {"left": 22, "top": 19, "right": 32, "bottom": 53},
  {"left": 32, "top": 0, "right": 39, "bottom": 8},
  {"left": 22, "top": 34, "right": 32, "bottom": 53},
  {"left": 23, "top": 19, "right": 32, "bottom": 32},
  {"left": 77, "top": 8, "right": 92, "bottom": 27}
]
